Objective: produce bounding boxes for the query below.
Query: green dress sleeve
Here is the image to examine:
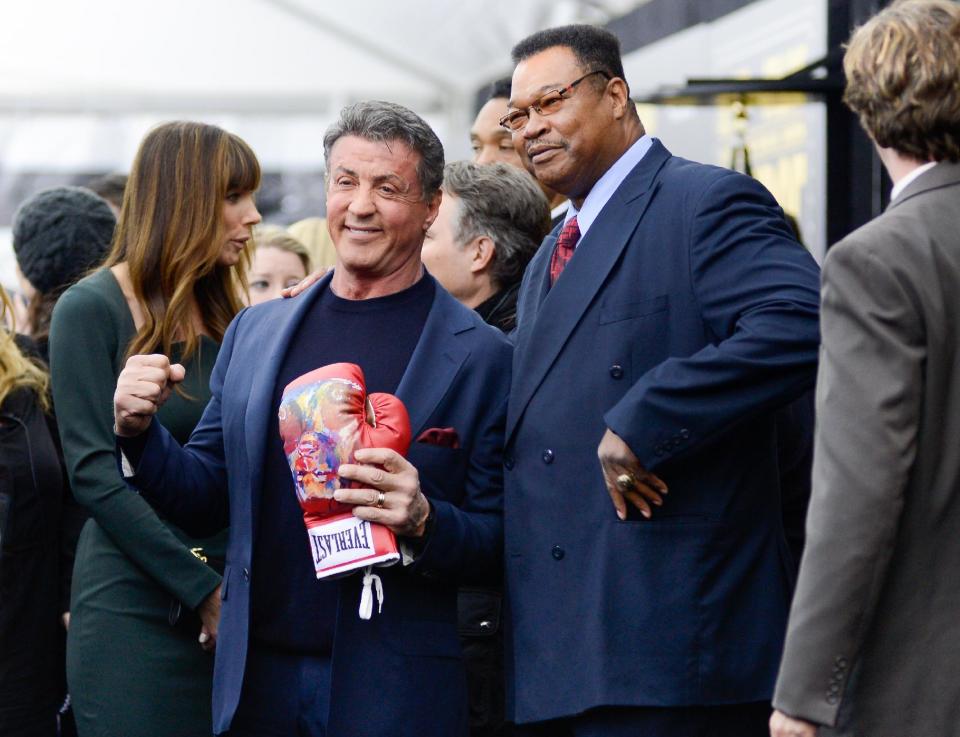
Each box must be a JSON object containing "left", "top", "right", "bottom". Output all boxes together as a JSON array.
[{"left": 49, "top": 277, "right": 220, "bottom": 610}]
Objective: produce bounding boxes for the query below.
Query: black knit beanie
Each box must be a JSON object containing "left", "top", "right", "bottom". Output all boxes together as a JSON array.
[{"left": 12, "top": 185, "right": 116, "bottom": 294}]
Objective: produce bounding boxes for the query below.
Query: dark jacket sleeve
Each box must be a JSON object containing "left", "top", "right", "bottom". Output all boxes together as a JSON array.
[
  {"left": 14, "top": 334, "right": 86, "bottom": 614},
  {"left": 50, "top": 282, "right": 220, "bottom": 611},
  {"left": 604, "top": 171, "right": 821, "bottom": 470}
]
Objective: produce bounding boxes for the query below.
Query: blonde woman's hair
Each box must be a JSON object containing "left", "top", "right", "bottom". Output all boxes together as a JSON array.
[
  {"left": 254, "top": 226, "right": 312, "bottom": 273},
  {"left": 104, "top": 121, "right": 261, "bottom": 361},
  {"left": 0, "top": 288, "right": 49, "bottom": 411}
]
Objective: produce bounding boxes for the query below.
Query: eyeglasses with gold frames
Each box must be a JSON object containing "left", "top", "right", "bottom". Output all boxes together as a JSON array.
[{"left": 499, "top": 70, "right": 612, "bottom": 132}]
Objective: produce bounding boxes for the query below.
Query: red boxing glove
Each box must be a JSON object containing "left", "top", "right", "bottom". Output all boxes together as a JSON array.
[{"left": 278, "top": 363, "right": 411, "bottom": 580}]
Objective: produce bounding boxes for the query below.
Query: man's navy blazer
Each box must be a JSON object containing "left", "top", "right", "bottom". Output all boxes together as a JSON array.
[
  {"left": 126, "top": 273, "right": 512, "bottom": 736},
  {"left": 504, "top": 140, "right": 821, "bottom": 723}
]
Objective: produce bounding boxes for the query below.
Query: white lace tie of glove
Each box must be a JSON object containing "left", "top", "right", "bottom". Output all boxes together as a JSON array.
[{"left": 359, "top": 565, "right": 384, "bottom": 620}]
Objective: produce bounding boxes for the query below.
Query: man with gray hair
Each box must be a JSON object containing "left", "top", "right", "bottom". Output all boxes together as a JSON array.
[
  {"left": 423, "top": 161, "right": 550, "bottom": 332},
  {"left": 112, "top": 101, "right": 512, "bottom": 737}
]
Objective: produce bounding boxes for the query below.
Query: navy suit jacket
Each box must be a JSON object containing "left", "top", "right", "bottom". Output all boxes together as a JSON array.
[
  {"left": 504, "top": 140, "right": 821, "bottom": 723},
  {"left": 126, "top": 273, "right": 512, "bottom": 736}
]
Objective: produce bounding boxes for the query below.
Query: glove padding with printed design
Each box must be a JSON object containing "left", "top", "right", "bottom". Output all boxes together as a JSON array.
[{"left": 279, "top": 362, "right": 411, "bottom": 579}]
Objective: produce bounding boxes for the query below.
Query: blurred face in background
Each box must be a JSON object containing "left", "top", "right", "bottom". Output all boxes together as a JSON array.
[
  {"left": 422, "top": 192, "right": 478, "bottom": 303},
  {"left": 247, "top": 246, "right": 308, "bottom": 304},
  {"left": 472, "top": 96, "right": 564, "bottom": 209},
  {"left": 471, "top": 98, "right": 525, "bottom": 167}
]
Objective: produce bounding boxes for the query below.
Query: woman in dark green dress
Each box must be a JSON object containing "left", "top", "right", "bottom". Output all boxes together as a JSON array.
[{"left": 49, "top": 121, "right": 261, "bottom": 737}]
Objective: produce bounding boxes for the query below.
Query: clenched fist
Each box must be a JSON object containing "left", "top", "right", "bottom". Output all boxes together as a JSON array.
[{"left": 114, "top": 354, "right": 186, "bottom": 437}]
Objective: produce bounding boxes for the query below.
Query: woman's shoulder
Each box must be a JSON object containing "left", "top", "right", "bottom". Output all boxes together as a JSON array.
[
  {"left": 53, "top": 269, "right": 127, "bottom": 323},
  {"left": 62, "top": 268, "right": 124, "bottom": 304},
  {"left": 50, "top": 269, "right": 134, "bottom": 365}
]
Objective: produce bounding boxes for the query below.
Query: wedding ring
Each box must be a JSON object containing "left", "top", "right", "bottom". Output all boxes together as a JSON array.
[
  {"left": 375, "top": 491, "right": 386, "bottom": 509},
  {"left": 616, "top": 473, "right": 636, "bottom": 490}
]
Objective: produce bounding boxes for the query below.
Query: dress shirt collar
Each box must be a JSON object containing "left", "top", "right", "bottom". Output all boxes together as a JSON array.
[
  {"left": 891, "top": 161, "right": 937, "bottom": 201},
  {"left": 564, "top": 134, "right": 653, "bottom": 239}
]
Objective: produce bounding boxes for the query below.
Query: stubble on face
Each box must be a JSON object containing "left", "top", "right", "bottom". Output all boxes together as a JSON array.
[{"left": 325, "top": 136, "right": 439, "bottom": 299}]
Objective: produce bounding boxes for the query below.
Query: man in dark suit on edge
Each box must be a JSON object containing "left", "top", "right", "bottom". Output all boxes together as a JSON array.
[{"left": 502, "top": 25, "right": 821, "bottom": 736}]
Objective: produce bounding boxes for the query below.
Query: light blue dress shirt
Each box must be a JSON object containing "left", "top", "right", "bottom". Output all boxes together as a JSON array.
[{"left": 563, "top": 134, "right": 654, "bottom": 240}]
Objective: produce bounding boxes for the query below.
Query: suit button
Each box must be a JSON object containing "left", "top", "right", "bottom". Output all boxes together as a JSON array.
[
  {"left": 551, "top": 545, "right": 565, "bottom": 560},
  {"left": 542, "top": 449, "right": 555, "bottom": 464},
  {"left": 504, "top": 456, "right": 515, "bottom": 470},
  {"left": 825, "top": 693, "right": 838, "bottom": 705},
  {"left": 836, "top": 657, "right": 848, "bottom": 668},
  {"left": 679, "top": 429, "right": 690, "bottom": 439},
  {"left": 672, "top": 438, "right": 682, "bottom": 448},
  {"left": 609, "top": 364, "right": 624, "bottom": 379},
  {"left": 242, "top": 567, "right": 250, "bottom": 582}
]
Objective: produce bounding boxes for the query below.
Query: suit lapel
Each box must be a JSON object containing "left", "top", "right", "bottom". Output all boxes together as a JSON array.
[
  {"left": 244, "top": 272, "right": 335, "bottom": 529},
  {"left": 506, "top": 142, "right": 671, "bottom": 441},
  {"left": 512, "top": 235, "right": 554, "bottom": 367},
  {"left": 396, "top": 278, "right": 473, "bottom": 436}
]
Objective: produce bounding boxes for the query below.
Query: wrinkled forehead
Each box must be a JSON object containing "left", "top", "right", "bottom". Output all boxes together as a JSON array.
[
  {"left": 509, "top": 46, "right": 584, "bottom": 107},
  {"left": 327, "top": 135, "right": 421, "bottom": 182}
]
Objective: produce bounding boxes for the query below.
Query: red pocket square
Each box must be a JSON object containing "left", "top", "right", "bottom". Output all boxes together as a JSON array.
[{"left": 416, "top": 427, "right": 460, "bottom": 449}]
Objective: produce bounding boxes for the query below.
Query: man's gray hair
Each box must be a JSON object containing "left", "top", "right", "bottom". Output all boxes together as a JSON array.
[
  {"left": 323, "top": 101, "right": 445, "bottom": 198},
  {"left": 443, "top": 161, "right": 551, "bottom": 289}
]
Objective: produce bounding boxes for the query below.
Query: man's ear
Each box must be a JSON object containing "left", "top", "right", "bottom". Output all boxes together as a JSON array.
[
  {"left": 423, "top": 190, "right": 442, "bottom": 231},
  {"left": 469, "top": 235, "right": 497, "bottom": 275},
  {"left": 607, "top": 77, "right": 632, "bottom": 120}
]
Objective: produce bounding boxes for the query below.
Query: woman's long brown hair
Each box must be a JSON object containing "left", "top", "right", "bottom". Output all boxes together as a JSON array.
[{"left": 104, "top": 121, "right": 260, "bottom": 362}]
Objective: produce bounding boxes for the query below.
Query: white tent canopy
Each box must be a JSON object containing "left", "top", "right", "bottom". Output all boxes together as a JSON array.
[
  {"left": 0, "top": 0, "right": 645, "bottom": 286},
  {"left": 0, "top": 0, "right": 643, "bottom": 169}
]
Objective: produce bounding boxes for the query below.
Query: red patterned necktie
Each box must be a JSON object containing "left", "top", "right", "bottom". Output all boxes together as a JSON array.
[{"left": 549, "top": 215, "right": 581, "bottom": 287}]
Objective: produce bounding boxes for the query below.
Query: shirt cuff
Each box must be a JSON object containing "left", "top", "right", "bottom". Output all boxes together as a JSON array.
[
  {"left": 399, "top": 502, "right": 436, "bottom": 565},
  {"left": 117, "top": 430, "right": 149, "bottom": 478}
]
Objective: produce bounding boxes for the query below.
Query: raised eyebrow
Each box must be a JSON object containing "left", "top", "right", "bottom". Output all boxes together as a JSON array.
[{"left": 371, "top": 173, "right": 406, "bottom": 188}]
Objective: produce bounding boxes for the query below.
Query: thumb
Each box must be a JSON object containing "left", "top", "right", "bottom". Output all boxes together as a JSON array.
[{"left": 169, "top": 363, "right": 186, "bottom": 383}]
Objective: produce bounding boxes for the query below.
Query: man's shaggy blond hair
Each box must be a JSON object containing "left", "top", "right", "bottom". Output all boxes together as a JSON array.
[{"left": 843, "top": 0, "right": 960, "bottom": 162}]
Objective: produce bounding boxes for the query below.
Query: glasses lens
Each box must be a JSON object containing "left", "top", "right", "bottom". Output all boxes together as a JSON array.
[
  {"left": 537, "top": 91, "right": 565, "bottom": 115},
  {"left": 501, "top": 111, "right": 527, "bottom": 131}
]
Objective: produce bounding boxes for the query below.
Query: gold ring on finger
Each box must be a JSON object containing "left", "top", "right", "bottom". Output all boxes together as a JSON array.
[
  {"left": 616, "top": 473, "right": 636, "bottom": 490},
  {"left": 375, "top": 491, "right": 386, "bottom": 509}
]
